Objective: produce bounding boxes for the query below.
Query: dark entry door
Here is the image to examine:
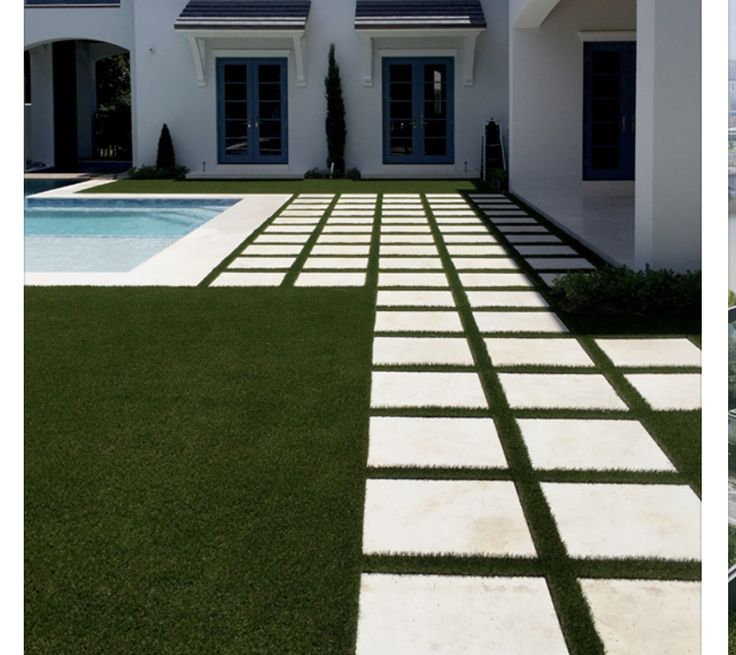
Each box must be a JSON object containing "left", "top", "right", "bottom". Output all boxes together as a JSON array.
[
  {"left": 583, "top": 42, "right": 636, "bottom": 180},
  {"left": 383, "top": 58, "right": 454, "bottom": 164},
  {"left": 217, "top": 58, "right": 288, "bottom": 164}
]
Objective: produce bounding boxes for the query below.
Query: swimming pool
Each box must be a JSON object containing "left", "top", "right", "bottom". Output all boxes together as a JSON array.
[{"left": 25, "top": 198, "right": 236, "bottom": 272}]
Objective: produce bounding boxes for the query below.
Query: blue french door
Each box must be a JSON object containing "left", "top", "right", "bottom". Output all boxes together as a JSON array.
[
  {"left": 583, "top": 42, "right": 636, "bottom": 180},
  {"left": 217, "top": 58, "right": 288, "bottom": 164},
  {"left": 383, "top": 58, "right": 454, "bottom": 164}
]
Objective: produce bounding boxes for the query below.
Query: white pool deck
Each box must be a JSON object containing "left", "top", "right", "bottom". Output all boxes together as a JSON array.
[{"left": 25, "top": 180, "right": 291, "bottom": 287}]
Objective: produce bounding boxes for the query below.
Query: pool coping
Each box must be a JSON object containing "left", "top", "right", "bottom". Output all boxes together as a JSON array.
[{"left": 25, "top": 193, "right": 292, "bottom": 287}]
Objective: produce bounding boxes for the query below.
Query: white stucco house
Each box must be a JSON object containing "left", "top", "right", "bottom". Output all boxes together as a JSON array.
[{"left": 24, "top": 0, "right": 701, "bottom": 271}]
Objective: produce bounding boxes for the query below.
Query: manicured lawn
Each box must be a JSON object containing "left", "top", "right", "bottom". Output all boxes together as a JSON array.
[
  {"left": 26, "top": 190, "right": 701, "bottom": 653},
  {"left": 82, "top": 178, "right": 492, "bottom": 195},
  {"left": 25, "top": 287, "right": 374, "bottom": 654}
]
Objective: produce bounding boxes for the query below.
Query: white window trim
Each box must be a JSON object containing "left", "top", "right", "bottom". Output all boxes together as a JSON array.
[
  {"left": 361, "top": 30, "right": 481, "bottom": 87},
  {"left": 184, "top": 30, "right": 305, "bottom": 87}
]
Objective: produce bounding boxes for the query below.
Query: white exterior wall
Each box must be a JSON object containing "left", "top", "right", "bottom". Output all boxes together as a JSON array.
[
  {"left": 634, "top": 0, "right": 701, "bottom": 271},
  {"left": 130, "top": 0, "right": 508, "bottom": 177},
  {"left": 508, "top": 0, "right": 636, "bottom": 197}
]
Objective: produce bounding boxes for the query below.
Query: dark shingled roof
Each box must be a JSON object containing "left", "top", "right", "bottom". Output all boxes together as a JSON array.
[
  {"left": 355, "top": 0, "right": 486, "bottom": 29},
  {"left": 175, "top": 0, "right": 311, "bottom": 30},
  {"left": 25, "top": 0, "right": 119, "bottom": 6}
]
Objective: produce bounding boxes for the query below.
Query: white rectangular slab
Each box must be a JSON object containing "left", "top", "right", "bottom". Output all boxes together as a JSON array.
[
  {"left": 379, "top": 257, "right": 444, "bottom": 270},
  {"left": 527, "top": 258, "right": 595, "bottom": 270},
  {"left": 443, "top": 234, "right": 498, "bottom": 243},
  {"left": 625, "top": 374, "right": 701, "bottom": 410},
  {"left": 580, "top": 579, "right": 700, "bottom": 655},
  {"left": 381, "top": 226, "right": 432, "bottom": 233},
  {"left": 355, "top": 573, "right": 568, "bottom": 655},
  {"left": 303, "top": 257, "right": 368, "bottom": 269},
  {"left": 367, "top": 416, "right": 506, "bottom": 468},
  {"left": 331, "top": 210, "right": 375, "bottom": 216},
  {"left": 497, "top": 225, "right": 549, "bottom": 233},
  {"left": 499, "top": 373, "right": 627, "bottom": 410},
  {"left": 474, "top": 311, "right": 568, "bottom": 333},
  {"left": 318, "top": 234, "right": 372, "bottom": 243},
  {"left": 231, "top": 256, "right": 296, "bottom": 269},
  {"left": 488, "top": 217, "right": 536, "bottom": 224},
  {"left": 294, "top": 272, "right": 366, "bottom": 287},
  {"left": 380, "top": 245, "right": 438, "bottom": 256},
  {"left": 485, "top": 338, "right": 594, "bottom": 367},
  {"left": 439, "top": 225, "right": 489, "bottom": 233},
  {"left": 378, "top": 272, "right": 449, "bottom": 287},
  {"left": 281, "top": 210, "right": 324, "bottom": 216},
  {"left": 376, "top": 290, "right": 455, "bottom": 307},
  {"left": 467, "top": 291, "right": 548, "bottom": 308},
  {"left": 371, "top": 371, "right": 487, "bottom": 408},
  {"left": 374, "top": 311, "right": 463, "bottom": 333},
  {"left": 264, "top": 225, "right": 315, "bottom": 234},
  {"left": 596, "top": 338, "right": 701, "bottom": 368},
  {"left": 373, "top": 337, "right": 474, "bottom": 366},
  {"left": 506, "top": 234, "right": 562, "bottom": 244},
  {"left": 446, "top": 245, "right": 506, "bottom": 255},
  {"left": 542, "top": 483, "right": 700, "bottom": 560},
  {"left": 380, "top": 218, "right": 428, "bottom": 224},
  {"left": 381, "top": 234, "right": 435, "bottom": 244},
  {"left": 516, "top": 245, "right": 577, "bottom": 256},
  {"left": 452, "top": 258, "right": 518, "bottom": 270},
  {"left": 254, "top": 234, "right": 310, "bottom": 244},
  {"left": 325, "top": 218, "right": 374, "bottom": 224},
  {"left": 241, "top": 245, "right": 303, "bottom": 256},
  {"left": 210, "top": 272, "right": 285, "bottom": 287},
  {"left": 362, "top": 480, "right": 535, "bottom": 556},
  {"left": 322, "top": 225, "right": 373, "bottom": 233},
  {"left": 459, "top": 273, "right": 532, "bottom": 288},
  {"left": 518, "top": 419, "right": 675, "bottom": 471},
  {"left": 272, "top": 217, "right": 321, "bottom": 225},
  {"left": 311, "top": 245, "right": 370, "bottom": 255}
]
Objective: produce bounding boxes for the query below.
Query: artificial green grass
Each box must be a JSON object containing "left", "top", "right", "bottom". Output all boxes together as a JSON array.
[
  {"left": 26, "top": 190, "right": 701, "bottom": 654},
  {"left": 81, "top": 178, "right": 490, "bottom": 195},
  {"left": 25, "top": 287, "right": 374, "bottom": 654}
]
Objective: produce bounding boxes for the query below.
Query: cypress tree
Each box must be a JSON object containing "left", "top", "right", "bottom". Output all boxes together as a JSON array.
[
  {"left": 325, "top": 44, "right": 346, "bottom": 174},
  {"left": 156, "top": 123, "right": 176, "bottom": 170}
]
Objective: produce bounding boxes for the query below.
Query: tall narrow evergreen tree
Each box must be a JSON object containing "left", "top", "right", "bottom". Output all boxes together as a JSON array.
[
  {"left": 156, "top": 123, "right": 176, "bottom": 170},
  {"left": 324, "top": 45, "right": 346, "bottom": 174}
]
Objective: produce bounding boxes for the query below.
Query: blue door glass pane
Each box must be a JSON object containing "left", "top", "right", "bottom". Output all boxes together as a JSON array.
[
  {"left": 583, "top": 42, "right": 636, "bottom": 180},
  {"left": 217, "top": 59, "right": 287, "bottom": 164},
  {"left": 383, "top": 58, "right": 454, "bottom": 164}
]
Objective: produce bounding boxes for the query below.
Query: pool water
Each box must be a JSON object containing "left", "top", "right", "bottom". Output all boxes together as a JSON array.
[{"left": 25, "top": 199, "right": 235, "bottom": 273}]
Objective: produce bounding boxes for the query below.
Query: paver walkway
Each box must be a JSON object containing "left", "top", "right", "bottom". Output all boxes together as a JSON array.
[{"left": 209, "top": 192, "right": 701, "bottom": 654}]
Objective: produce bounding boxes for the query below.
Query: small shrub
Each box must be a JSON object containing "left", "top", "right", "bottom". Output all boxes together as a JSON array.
[
  {"left": 549, "top": 266, "right": 701, "bottom": 320},
  {"left": 156, "top": 124, "right": 176, "bottom": 170},
  {"left": 486, "top": 168, "right": 508, "bottom": 192},
  {"left": 304, "top": 167, "right": 330, "bottom": 179},
  {"left": 127, "top": 164, "right": 188, "bottom": 181},
  {"left": 345, "top": 167, "right": 362, "bottom": 180}
]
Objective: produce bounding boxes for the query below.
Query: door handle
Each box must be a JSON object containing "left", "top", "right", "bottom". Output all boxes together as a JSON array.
[
  {"left": 420, "top": 114, "right": 427, "bottom": 127},
  {"left": 621, "top": 116, "right": 627, "bottom": 133}
]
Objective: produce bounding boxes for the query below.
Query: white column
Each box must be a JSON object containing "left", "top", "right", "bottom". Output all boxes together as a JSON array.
[
  {"left": 635, "top": 0, "right": 701, "bottom": 271},
  {"left": 28, "top": 45, "right": 55, "bottom": 168}
]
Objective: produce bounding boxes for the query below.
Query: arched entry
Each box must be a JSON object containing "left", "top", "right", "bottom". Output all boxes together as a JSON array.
[{"left": 25, "top": 39, "right": 132, "bottom": 172}]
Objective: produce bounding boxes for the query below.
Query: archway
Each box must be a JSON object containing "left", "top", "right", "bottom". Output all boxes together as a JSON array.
[{"left": 25, "top": 39, "right": 132, "bottom": 172}]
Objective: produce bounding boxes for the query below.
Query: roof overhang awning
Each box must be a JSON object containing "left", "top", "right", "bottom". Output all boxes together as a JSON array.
[
  {"left": 354, "top": 0, "right": 486, "bottom": 87},
  {"left": 175, "top": 1, "right": 311, "bottom": 87}
]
